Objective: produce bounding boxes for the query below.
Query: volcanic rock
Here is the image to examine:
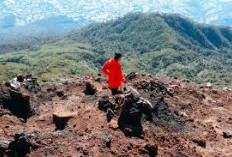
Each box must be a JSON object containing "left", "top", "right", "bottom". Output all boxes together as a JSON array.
[
  {"left": 192, "top": 139, "right": 206, "bottom": 148},
  {"left": 212, "top": 89, "right": 218, "bottom": 94},
  {"left": 106, "top": 108, "right": 115, "bottom": 122},
  {"left": 105, "top": 136, "right": 112, "bottom": 148},
  {"left": 118, "top": 107, "right": 143, "bottom": 137},
  {"left": 216, "top": 101, "right": 225, "bottom": 107},
  {"left": 123, "top": 128, "right": 133, "bottom": 136},
  {"left": 126, "top": 72, "right": 137, "bottom": 80},
  {"left": 167, "top": 87, "right": 174, "bottom": 97},
  {"left": 84, "top": 82, "right": 97, "bottom": 95},
  {"left": 98, "top": 96, "right": 115, "bottom": 112},
  {"left": 53, "top": 111, "right": 77, "bottom": 130},
  {"left": 144, "top": 144, "right": 158, "bottom": 157},
  {"left": 0, "top": 74, "right": 46, "bottom": 120},
  {"left": 223, "top": 130, "right": 232, "bottom": 138},
  {"left": 4, "top": 90, "right": 33, "bottom": 120},
  {"left": 0, "top": 137, "right": 10, "bottom": 157},
  {"left": 127, "top": 86, "right": 140, "bottom": 100},
  {"left": 56, "top": 90, "right": 64, "bottom": 97},
  {"left": 17, "top": 74, "right": 25, "bottom": 82},
  {"left": 136, "top": 97, "right": 154, "bottom": 111},
  {"left": 108, "top": 118, "right": 119, "bottom": 129},
  {"left": 134, "top": 80, "right": 167, "bottom": 94},
  {"left": 8, "top": 132, "right": 33, "bottom": 157}
]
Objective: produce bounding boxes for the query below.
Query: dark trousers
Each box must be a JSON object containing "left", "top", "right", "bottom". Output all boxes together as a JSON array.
[{"left": 110, "top": 88, "right": 118, "bottom": 95}]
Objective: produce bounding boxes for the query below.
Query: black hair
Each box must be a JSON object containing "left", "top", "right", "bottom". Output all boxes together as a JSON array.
[{"left": 114, "top": 53, "right": 122, "bottom": 60}]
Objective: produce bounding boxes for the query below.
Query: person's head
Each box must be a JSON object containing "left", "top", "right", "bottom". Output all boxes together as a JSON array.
[{"left": 114, "top": 53, "right": 122, "bottom": 61}]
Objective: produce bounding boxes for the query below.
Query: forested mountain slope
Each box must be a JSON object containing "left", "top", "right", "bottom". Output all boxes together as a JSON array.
[{"left": 0, "top": 13, "right": 232, "bottom": 87}]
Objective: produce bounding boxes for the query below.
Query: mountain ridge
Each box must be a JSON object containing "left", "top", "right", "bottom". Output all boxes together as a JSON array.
[
  {"left": 0, "top": 0, "right": 232, "bottom": 40},
  {"left": 0, "top": 12, "right": 232, "bottom": 87}
]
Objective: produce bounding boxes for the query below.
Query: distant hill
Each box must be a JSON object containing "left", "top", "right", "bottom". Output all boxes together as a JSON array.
[
  {"left": 0, "top": 13, "right": 232, "bottom": 87},
  {"left": 68, "top": 13, "right": 232, "bottom": 86},
  {"left": 70, "top": 13, "right": 232, "bottom": 53},
  {"left": 0, "top": 15, "right": 84, "bottom": 41}
]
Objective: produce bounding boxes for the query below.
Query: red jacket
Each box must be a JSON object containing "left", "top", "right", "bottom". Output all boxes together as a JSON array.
[{"left": 102, "top": 58, "right": 126, "bottom": 88}]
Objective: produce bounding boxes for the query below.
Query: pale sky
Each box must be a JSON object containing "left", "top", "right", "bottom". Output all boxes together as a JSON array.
[{"left": 0, "top": 0, "right": 232, "bottom": 26}]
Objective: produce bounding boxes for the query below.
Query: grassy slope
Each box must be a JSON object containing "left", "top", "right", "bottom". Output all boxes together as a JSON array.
[
  {"left": 0, "top": 39, "right": 98, "bottom": 81},
  {"left": 0, "top": 13, "right": 232, "bottom": 87},
  {"left": 69, "top": 13, "right": 232, "bottom": 86}
]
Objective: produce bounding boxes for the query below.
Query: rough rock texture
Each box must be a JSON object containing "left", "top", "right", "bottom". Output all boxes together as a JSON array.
[
  {"left": 8, "top": 132, "right": 34, "bottom": 157},
  {"left": 53, "top": 111, "right": 77, "bottom": 130},
  {"left": 223, "top": 130, "right": 232, "bottom": 138},
  {"left": 0, "top": 74, "right": 232, "bottom": 156},
  {"left": 126, "top": 72, "right": 137, "bottom": 80},
  {"left": 84, "top": 82, "right": 97, "bottom": 95},
  {"left": 0, "top": 75, "right": 61, "bottom": 121},
  {"left": 0, "top": 137, "right": 10, "bottom": 156}
]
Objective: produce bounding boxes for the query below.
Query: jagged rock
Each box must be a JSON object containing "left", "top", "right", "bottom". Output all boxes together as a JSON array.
[
  {"left": 106, "top": 108, "right": 114, "bottom": 122},
  {"left": 98, "top": 96, "right": 115, "bottom": 112},
  {"left": 127, "top": 86, "right": 140, "bottom": 100},
  {"left": 83, "top": 149, "right": 89, "bottom": 155},
  {"left": 108, "top": 118, "right": 118, "bottom": 129},
  {"left": 134, "top": 80, "right": 167, "bottom": 94},
  {"left": 0, "top": 137, "right": 10, "bottom": 157},
  {"left": 95, "top": 78, "right": 101, "bottom": 82},
  {"left": 126, "top": 72, "right": 137, "bottom": 80},
  {"left": 20, "top": 92, "right": 31, "bottom": 101},
  {"left": 53, "top": 111, "right": 77, "bottom": 130},
  {"left": 4, "top": 81, "right": 11, "bottom": 87},
  {"left": 123, "top": 128, "right": 133, "bottom": 136},
  {"left": 180, "top": 103, "right": 192, "bottom": 109},
  {"left": 167, "top": 87, "right": 174, "bottom": 97},
  {"left": 200, "top": 92, "right": 206, "bottom": 99},
  {"left": 84, "top": 82, "right": 97, "bottom": 95},
  {"left": 136, "top": 97, "right": 154, "bottom": 111},
  {"left": 192, "top": 139, "right": 206, "bottom": 148},
  {"left": 0, "top": 74, "right": 45, "bottom": 120},
  {"left": 8, "top": 132, "right": 34, "bottom": 157},
  {"left": 216, "top": 100, "right": 225, "bottom": 107},
  {"left": 118, "top": 107, "right": 143, "bottom": 137},
  {"left": 56, "top": 90, "right": 64, "bottom": 97},
  {"left": 179, "top": 111, "right": 189, "bottom": 118},
  {"left": 117, "top": 88, "right": 153, "bottom": 136},
  {"left": 9, "top": 78, "right": 21, "bottom": 90},
  {"left": 1, "top": 89, "right": 33, "bottom": 120},
  {"left": 223, "top": 130, "right": 232, "bottom": 138},
  {"left": 105, "top": 136, "right": 112, "bottom": 148},
  {"left": 17, "top": 74, "right": 25, "bottom": 82},
  {"left": 212, "top": 89, "right": 218, "bottom": 94},
  {"left": 144, "top": 144, "right": 158, "bottom": 157}
]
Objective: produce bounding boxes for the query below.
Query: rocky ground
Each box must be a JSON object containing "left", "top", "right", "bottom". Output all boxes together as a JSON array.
[{"left": 0, "top": 73, "right": 232, "bottom": 157}]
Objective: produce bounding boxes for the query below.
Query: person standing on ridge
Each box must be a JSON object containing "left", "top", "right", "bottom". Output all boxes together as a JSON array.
[{"left": 102, "top": 53, "right": 126, "bottom": 95}]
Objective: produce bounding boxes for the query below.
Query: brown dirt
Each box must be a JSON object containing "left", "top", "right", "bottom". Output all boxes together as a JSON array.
[{"left": 0, "top": 74, "right": 232, "bottom": 157}]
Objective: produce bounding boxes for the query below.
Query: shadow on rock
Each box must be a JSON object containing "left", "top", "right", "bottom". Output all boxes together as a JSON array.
[
  {"left": 98, "top": 79, "right": 186, "bottom": 137},
  {"left": 8, "top": 132, "right": 34, "bottom": 157},
  {"left": 0, "top": 74, "right": 52, "bottom": 121}
]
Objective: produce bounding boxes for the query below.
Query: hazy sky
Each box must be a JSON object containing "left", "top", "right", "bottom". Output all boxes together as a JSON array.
[{"left": 0, "top": 0, "right": 232, "bottom": 26}]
